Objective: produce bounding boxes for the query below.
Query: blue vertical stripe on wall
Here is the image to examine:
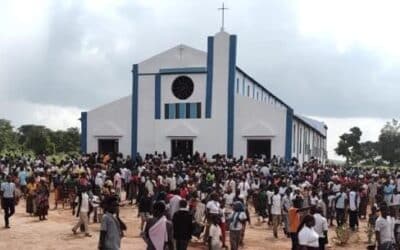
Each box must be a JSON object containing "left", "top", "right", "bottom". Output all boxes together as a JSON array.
[
  {"left": 227, "top": 35, "right": 237, "bottom": 157},
  {"left": 155, "top": 74, "right": 161, "bottom": 119},
  {"left": 285, "top": 108, "right": 294, "bottom": 162},
  {"left": 205, "top": 36, "right": 214, "bottom": 118},
  {"left": 131, "top": 64, "right": 139, "bottom": 158},
  {"left": 80, "top": 112, "right": 87, "bottom": 153}
]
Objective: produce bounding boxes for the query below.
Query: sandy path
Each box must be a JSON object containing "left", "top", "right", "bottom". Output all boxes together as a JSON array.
[{"left": 0, "top": 198, "right": 370, "bottom": 250}]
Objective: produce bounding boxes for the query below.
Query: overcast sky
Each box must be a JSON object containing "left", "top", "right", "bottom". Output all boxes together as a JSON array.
[{"left": 1, "top": 0, "right": 398, "bottom": 159}]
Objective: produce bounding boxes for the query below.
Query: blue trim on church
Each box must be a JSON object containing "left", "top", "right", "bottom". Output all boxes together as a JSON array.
[
  {"left": 205, "top": 36, "right": 214, "bottom": 118},
  {"left": 131, "top": 64, "right": 139, "bottom": 158},
  {"left": 285, "top": 108, "right": 294, "bottom": 161},
  {"left": 227, "top": 35, "right": 237, "bottom": 157},
  {"left": 80, "top": 112, "right": 87, "bottom": 153},
  {"left": 159, "top": 67, "right": 206, "bottom": 75},
  {"left": 155, "top": 74, "right": 161, "bottom": 119}
]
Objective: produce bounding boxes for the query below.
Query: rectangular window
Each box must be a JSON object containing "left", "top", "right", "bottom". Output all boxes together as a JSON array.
[
  {"left": 197, "top": 103, "right": 201, "bottom": 118},
  {"left": 253, "top": 85, "right": 255, "bottom": 98},
  {"left": 304, "top": 129, "right": 307, "bottom": 154},
  {"left": 299, "top": 127, "right": 302, "bottom": 154},
  {"left": 164, "top": 102, "right": 201, "bottom": 119},
  {"left": 186, "top": 103, "right": 191, "bottom": 118},
  {"left": 236, "top": 78, "right": 240, "bottom": 93},
  {"left": 256, "top": 92, "right": 259, "bottom": 101},
  {"left": 293, "top": 124, "right": 296, "bottom": 153},
  {"left": 189, "top": 103, "right": 197, "bottom": 118},
  {"left": 242, "top": 79, "right": 245, "bottom": 96},
  {"left": 247, "top": 85, "right": 250, "bottom": 96},
  {"left": 169, "top": 103, "right": 176, "bottom": 119},
  {"left": 165, "top": 104, "right": 169, "bottom": 119},
  {"left": 178, "top": 103, "right": 186, "bottom": 118},
  {"left": 175, "top": 103, "right": 180, "bottom": 118}
]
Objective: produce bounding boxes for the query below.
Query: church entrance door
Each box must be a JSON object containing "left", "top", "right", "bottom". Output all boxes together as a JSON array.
[
  {"left": 171, "top": 139, "right": 193, "bottom": 158},
  {"left": 98, "top": 139, "right": 119, "bottom": 155},
  {"left": 247, "top": 139, "right": 271, "bottom": 159}
]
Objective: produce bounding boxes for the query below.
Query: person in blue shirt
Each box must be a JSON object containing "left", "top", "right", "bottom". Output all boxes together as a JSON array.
[
  {"left": 0, "top": 175, "right": 16, "bottom": 228},
  {"left": 383, "top": 180, "right": 395, "bottom": 205},
  {"left": 18, "top": 166, "right": 28, "bottom": 196}
]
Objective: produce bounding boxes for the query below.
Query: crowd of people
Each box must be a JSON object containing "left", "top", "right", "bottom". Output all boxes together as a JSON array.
[{"left": 1, "top": 151, "right": 400, "bottom": 250}]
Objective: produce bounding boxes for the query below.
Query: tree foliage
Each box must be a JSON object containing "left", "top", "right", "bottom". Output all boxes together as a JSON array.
[
  {"left": 0, "top": 119, "right": 18, "bottom": 152},
  {"left": 335, "top": 119, "right": 400, "bottom": 166},
  {"left": 377, "top": 119, "right": 400, "bottom": 165},
  {"left": 335, "top": 127, "right": 362, "bottom": 164},
  {"left": 0, "top": 119, "right": 80, "bottom": 155}
]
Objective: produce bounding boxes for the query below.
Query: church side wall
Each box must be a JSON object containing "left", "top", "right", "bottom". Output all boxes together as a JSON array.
[
  {"left": 234, "top": 96, "right": 287, "bottom": 159},
  {"left": 292, "top": 118, "right": 327, "bottom": 164},
  {"left": 87, "top": 96, "right": 132, "bottom": 156}
]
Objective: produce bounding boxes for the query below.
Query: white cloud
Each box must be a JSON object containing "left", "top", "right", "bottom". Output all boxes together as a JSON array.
[
  {"left": 297, "top": 0, "right": 400, "bottom": 57},
  {"left": 0, "top": 99, "right": 80, "bottom": 131}
]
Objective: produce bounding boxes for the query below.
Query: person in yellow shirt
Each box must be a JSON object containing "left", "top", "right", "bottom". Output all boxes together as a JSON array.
[{"left": 26, "top": 177, "right": 37, "bottom": 216}]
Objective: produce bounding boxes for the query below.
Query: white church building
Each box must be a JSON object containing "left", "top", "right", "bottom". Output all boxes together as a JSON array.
[{"left": 80, "top": 30, "right": 328, "bottom": 163}]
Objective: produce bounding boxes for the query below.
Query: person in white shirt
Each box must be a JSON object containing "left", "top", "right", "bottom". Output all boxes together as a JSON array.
[
  {"left": 72, "top": 188, "right": 92, "bottom": 237},
  {"left": 271, "top": 187, "right": 282, "bottom": 238},
  {"left": 312, "top": 207, "right": 328, "bottom": 250},
  {"left": 375, "top": 204, "right": 395, "bottom": 250},
  {"left": 168, "top": 190, "right": 182, "bottom": 219},
  {"left": 228, "top": 201, "right": 247, "bottom": 250},
  {"left": 166, "top": 173, "right": 177, "bottom": 192},
  {"left": 298, "top": 215, "right": 319, "bottom": 249},
  {"left": 348, "top": 186, "right": 360, "bottom": 231},
  {"left": 209, "top": 216, "right": 222, "bottom": 250},
  {"left": 238, "top": 178, "right": 250, "bottom": 202}
]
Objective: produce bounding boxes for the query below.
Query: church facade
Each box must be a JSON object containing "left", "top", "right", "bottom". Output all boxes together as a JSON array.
[{"left": 80, "top": 31, "right": 328, "bottom": 163}]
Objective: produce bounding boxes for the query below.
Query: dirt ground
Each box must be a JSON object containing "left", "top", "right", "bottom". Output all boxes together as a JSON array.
[{"left": 0, "top": 197, "right": 372, "bottom": 250}]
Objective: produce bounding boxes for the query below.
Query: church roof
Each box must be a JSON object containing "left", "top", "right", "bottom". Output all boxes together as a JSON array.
[
  {"left": 294, "top": 114, "right": 327, "bottom": 138},
  {"left": 236, "top": 66, "right": 292, "bottom": 110}
]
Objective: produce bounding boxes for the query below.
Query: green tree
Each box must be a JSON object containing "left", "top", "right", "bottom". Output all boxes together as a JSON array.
[
  {"left": 0, "top": 119, "right": 18, "bottom": 152},
  {"left": 335, "top": 127, "right": 363, "bottom": 164},
  {"left": 377, "top": 119, "right": 400, "bottom": 165},
  {"left": 360, "top": 141, "right": 379, "bottom": 164},
  {"left": 50, "top": 127, "right": 80, "bottom": 153},
  {"left": 18, "top": 125, "right": 55, "bottom": 155}
]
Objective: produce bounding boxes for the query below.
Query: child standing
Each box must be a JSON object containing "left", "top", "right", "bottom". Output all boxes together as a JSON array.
[{"left": 209, "top": 215, "right": 222, "bottom": 250}]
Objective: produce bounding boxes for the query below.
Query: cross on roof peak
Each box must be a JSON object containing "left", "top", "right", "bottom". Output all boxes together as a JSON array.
[{"left": 218, "top": 3, "right": 229, "bottom": 31}]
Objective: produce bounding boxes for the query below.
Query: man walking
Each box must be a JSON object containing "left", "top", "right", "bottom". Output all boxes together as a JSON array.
[
  {"left": 72, "top": 187, "right": 92, "bottom": 237},
  {"left": 1, "top": 175, "right": 16, "bottom": 228},
  {"left": 99, "top": 196, "right": 123, "bottom": 250},
  {"left": 172, "top": 200, "right": 193, "bottom": 250},
  {"left": 271, "top": 187, "right": 282, "bottom": 238},
  {"left": 348, "top": 186, "right": 360, "bottom": 231}
]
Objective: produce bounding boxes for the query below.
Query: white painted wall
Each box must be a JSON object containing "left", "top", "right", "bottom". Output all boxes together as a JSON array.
[
  {"left": 87, "top": 96, "right": 132, "bottom": 156},
  {"left": 134, "top": 31, "right": 231, "bottom": 157},
  {"left": 292, "top": 118, "right": 327, "bottom": 163},
  {"left": 85, "top": 30, "right": 328, "bottom": 162},
  {"left": 234, "top": 95, "right": 287, "bottom": 158}
]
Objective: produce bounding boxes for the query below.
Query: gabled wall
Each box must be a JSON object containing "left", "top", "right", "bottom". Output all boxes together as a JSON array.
[{"left": 87, "top": 96, "right": 132, "bottom": 156}]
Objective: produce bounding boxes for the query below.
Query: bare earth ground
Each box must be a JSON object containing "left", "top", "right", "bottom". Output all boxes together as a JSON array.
[{"left": 0, "top": 196, "right": 371, "bottom": 250}]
